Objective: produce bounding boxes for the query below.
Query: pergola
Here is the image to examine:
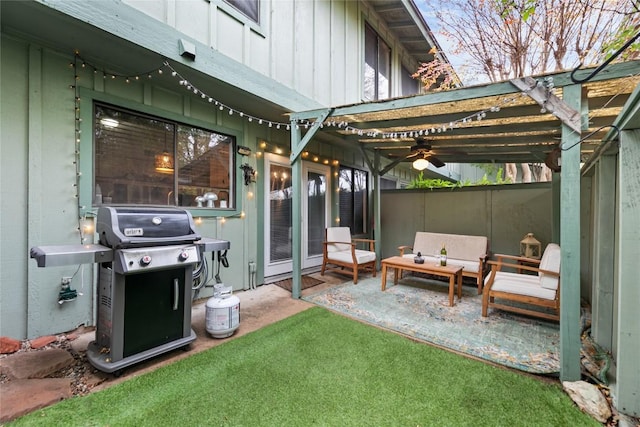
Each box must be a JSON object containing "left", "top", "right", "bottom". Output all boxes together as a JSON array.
[{"left": 288, "top": 59, "right": 640, "bottom": 381}]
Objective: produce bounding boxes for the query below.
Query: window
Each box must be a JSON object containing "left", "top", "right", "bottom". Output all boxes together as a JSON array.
[
  {"left": 339, "top": 166, "right": 368, "bottom": 234},
  {"left": 224, "top": 0, "right": 259, "bottom": 24},
  {"left": 94, "top": 104, "right": 235, "bottom": 209},
  {"left": 401, "top": 65, "right": 420, "bottom": 96},
  {"left": 364, "top": 23, "right": 391, "bottom": 101}
]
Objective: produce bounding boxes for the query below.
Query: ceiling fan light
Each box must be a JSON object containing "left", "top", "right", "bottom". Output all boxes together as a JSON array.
[{"left": 412, "top": 158, "right": 429, "bottom": 171}]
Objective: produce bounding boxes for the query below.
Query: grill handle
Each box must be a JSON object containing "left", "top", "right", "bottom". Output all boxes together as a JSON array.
[{"left": 173, "top": 278, "right": 179, "bottom": 311}]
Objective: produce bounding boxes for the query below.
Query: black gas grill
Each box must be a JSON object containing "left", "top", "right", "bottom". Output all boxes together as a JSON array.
[{"left": 31, "top": 206, "right": 230, "bottom": 374}]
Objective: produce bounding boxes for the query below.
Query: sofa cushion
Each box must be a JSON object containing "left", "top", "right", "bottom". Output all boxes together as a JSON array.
[
  {"left": 328, "top": 250, "right": 376, "bottom": 265},
  {"left": 538, "top": 243, "right": 561, "bottom": 290},
  {"left": 412, "top": 232, "right": 487, "bottom": 261},
  {"left": 488, "top": 271, "right": 557, "bottom": 300},
  {"left": 402, "top": 255, "right": 480, "bottom": 273}
]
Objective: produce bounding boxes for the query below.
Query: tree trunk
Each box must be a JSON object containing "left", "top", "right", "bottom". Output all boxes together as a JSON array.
[
  {"left": 505, "top": 163, "right": 518, "bottom": 182},
  {"left": 520, "top": 163, "right": 532, "bottom": 183}
]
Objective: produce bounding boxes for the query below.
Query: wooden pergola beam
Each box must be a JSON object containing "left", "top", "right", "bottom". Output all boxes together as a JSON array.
[{"left": 510, "top": 77, "right": 581, "bottom": 133}]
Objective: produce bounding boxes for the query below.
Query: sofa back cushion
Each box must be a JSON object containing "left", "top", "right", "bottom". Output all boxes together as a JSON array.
[
  {"left": 326, "top": 227, "right": 352, "bottom": 252},
  {"left": 538, "top": 243, "right": 561, "bottom": 290},
  {"left": 413, "top": 232, "right": 487, "bottom": 261}
]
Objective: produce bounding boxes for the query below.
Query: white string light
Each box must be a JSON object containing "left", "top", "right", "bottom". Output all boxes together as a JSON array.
[
  {"left": 162, "top": 61, "right": 293, "bottom": 130},
  {"left": 72, "top": 54, "right": 295, "bottom": 131},
  {"left": 317, "top": 92, "right": 525, "bottom": 140}
]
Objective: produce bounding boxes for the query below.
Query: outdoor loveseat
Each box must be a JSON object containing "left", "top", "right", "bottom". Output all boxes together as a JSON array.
[
  {"left": 398, "top": 231, "right": 489, "bottom": 293},
  {"left": 482, "top": 243, "right": 561, "bottom": 321}
]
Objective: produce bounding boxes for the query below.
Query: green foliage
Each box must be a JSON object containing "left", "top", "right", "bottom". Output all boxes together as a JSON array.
[
  {"left": 407, "top": 168, "right": 510, "bottom": 189},
  {"left": 602, "top": 20, "right": 640, "bottom": 61},
  {"left": 498, "top": 0, "right": 536, "bottom": 21},
  {"left": 407, "top": 172, "right": 459, "bottom": 189},
  {"left": 9, "top": 307, "right": 598, "bottom": 426}
]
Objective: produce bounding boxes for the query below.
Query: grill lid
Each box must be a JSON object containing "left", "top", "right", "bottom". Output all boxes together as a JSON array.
[{"left": 97, "top": 206, "right": 200, "bottom": 248}]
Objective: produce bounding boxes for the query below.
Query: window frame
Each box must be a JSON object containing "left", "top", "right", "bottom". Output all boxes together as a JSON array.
[
  {"left": 363, "top": 22, "right": 392, "bottom": 101},
  {"left": 224, "top": 0, "right": 259, "bottom": 24},
  {"left": 209, "top": 0, "right": 266, "bottom": 37},
  {"left": 79, "top": 89, "right": 243, "bottom": 218}
]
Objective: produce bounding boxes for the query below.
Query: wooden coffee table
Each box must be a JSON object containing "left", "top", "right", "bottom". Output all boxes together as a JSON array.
[{"left": 381, "top": 256, "right": 463, "bottom": 306}]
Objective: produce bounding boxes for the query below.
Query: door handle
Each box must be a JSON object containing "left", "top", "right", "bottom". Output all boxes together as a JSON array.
[{"left": 173, "top": 278, "right": 179, "bottom": 311}]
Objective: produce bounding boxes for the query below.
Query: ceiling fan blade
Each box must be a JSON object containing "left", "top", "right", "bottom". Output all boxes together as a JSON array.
[{"left": 427, "top": 155, "right": 445, "bottom": 168}]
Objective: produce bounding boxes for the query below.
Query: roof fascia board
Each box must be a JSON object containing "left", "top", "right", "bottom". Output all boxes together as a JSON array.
[
  {"left": 399, "top": 0, "right": 446, "bottom": 60},
  {"left": 35, "top": 0, "right": 322, "bottom": 113}
]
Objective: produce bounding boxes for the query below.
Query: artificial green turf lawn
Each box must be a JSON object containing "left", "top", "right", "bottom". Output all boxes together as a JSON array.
[{"left": 9, "top": 307, "right": 598, "bottom": 426}]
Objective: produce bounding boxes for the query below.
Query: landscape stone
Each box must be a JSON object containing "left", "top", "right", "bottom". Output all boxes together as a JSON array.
[
  {"left": 0, "top": 336, "right": 21, "bottom": 354},
  {"left": 563, "top": 380, "right": 612, "bottom": 424},
  {"left": 30, "top": 335, "right": 57, "bottom": 349},
  {"left": 0, "top": 348, "right": 74, "bottom": 379}
]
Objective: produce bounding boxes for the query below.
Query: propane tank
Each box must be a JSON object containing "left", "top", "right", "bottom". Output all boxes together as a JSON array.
[{"left": 205, "top": 284, "right": 240, "bottom": 338}]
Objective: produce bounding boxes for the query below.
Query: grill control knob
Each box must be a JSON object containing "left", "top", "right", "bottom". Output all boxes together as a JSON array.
[
  {"left": 179, "top": 251, "right": 190, "bottom": 261},
  {"left": 140, "top": 255, "right": 152, "bottom": 266}
]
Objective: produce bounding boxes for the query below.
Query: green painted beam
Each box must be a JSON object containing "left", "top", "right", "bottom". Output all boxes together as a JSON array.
[
  {"left": 372, "top": 152, "right": 382, "bottom": 268},
  {"left": 615, "top": 129, "right": 640, "bottom": 416},
  {"left": 591, "top": 155, "right": 616, "bottom": 350},
  {"left": 291, "top": 127, "right": 303, "bottom": 299},
  {"left": 559, "top": 83, "right": 582, "bottom": 381},
  {"left": 290, "top": 109, "right": 333, "bottom": 162}
]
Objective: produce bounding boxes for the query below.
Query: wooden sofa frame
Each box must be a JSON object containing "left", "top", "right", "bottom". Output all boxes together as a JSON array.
[
  {"left": 482, "top": 253, "right": 560, "bottom": 321},
  {"left": 321, "top": 228, "right": 377, "bottom": 284},
  {"left": 398, "top": 232, "right": 488, "bottom": 293}
]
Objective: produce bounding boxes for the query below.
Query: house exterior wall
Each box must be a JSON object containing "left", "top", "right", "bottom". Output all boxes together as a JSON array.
[
  {"left": 123, "top": 0, "right": 416, "bottom": 106},
  {"left": 0, "top": 0, "right": 426, "bottom": 339}
]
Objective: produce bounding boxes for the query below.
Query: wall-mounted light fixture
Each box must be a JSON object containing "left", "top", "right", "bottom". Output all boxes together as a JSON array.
[
  {"left": 240, "top": 163, "right": 256, "bottom": 186},
  {"left": 237, "top": 146, "right": 252, "bottom": 156}
]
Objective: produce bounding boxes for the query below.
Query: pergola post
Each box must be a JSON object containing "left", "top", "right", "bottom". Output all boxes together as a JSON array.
[
  {"left": 591, "top": 155, "right": 616, "bottom": 350},
  {"left": 290, "top": 123, "right": 303, "bottom": 299},
  {"left": 559, "top": 83, "right": 582, "bottom": 381},
  {"left": 615, "top": 129, "right": 640, "bottom": 415}
]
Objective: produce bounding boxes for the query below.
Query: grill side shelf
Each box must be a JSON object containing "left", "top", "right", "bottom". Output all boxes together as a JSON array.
[{"left": 30, "top": 244, "right": 113, "bottom": 267}]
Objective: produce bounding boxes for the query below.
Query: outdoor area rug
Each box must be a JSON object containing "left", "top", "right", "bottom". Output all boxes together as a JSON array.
[
  {"left": 273, "top": 275, "right": 324, "bottom": 292},
  {"left": 303, "top": 275, "right": 560, "bottom": 374}
]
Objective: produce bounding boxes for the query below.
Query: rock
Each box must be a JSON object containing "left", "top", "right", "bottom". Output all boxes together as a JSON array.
[
  {"left": 0, "top": 336, "right": 21, "bottom": 354},
  {"left": 30, "top": 335, "right": 57, "bottom": 349},
  {"left": 563, "top": 380, "right": 612, "bottom": 424},
  {"left": 0, "top": 348, "right": 74, "bottom": 379}
]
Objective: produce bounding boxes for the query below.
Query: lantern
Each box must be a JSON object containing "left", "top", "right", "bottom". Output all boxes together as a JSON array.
[{"left": 520, "top": 233, "right": 542, "bottom": 259}]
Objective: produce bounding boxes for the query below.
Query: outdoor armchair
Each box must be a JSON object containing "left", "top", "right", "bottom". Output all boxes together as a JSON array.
[
  {"left": 482, "top": 243, "right": 561, "bottom": 321},
  {"left": 321, "top": 227, "right": 376, "bottom": 284}
]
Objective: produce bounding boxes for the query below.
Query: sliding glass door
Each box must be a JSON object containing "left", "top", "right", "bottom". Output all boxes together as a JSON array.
[{"left": 263, "top": 154, "right": 330, "bottom": 277}]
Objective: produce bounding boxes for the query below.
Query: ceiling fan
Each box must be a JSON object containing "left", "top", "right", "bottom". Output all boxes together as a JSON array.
[{"left": 406, "top": 138, "right": 446, "bottom": 169}]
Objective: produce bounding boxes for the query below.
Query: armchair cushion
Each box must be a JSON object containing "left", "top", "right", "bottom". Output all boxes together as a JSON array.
[
  {"left": 538, "top": 243, "right": 561, "bottom": 290},
  {"left": 326, "top": 227, "right": 353, "bottom": 252},
  {"left": 327, "top": 250, "right": 376, "bottom": 265}
]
